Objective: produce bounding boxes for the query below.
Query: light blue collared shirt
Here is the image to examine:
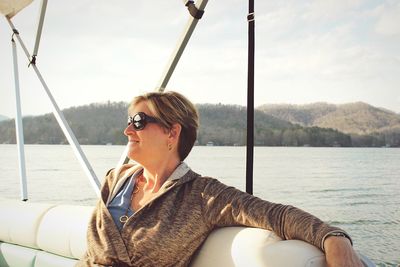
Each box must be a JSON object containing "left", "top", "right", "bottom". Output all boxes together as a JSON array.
[{"left": 108, "top": 171, "right": 141, "bottom": 231}]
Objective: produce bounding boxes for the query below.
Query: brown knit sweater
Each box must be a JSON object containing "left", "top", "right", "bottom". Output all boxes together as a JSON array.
[{"left": 76, "top": 164, "right": 348, "bottom": 267}]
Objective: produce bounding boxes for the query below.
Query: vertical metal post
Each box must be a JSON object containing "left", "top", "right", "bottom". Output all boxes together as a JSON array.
[
  {"left": 246, "top": 0, "right": 255, "bottom": 195},
  {"left": 7, "top": 18, "right": 101, "bottom": 197},
  {"left": 157, "top": 0, "right": 208, "bottom": 91},
  {"left": 11, "top": 35, "right": 28, "bottom": 201}
]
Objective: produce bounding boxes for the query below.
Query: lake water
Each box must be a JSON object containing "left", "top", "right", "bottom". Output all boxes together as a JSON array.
[{"left": 0, "top": 145, "right": 399, "bottom": 266}]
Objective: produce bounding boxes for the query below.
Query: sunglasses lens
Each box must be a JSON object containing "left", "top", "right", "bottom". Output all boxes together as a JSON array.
[
  {"left": 128, "top": 112, "right": 159, "bottom": 131},
  {"left": 134, "top": 113, "right": 145, "bottom": 130},
  {"left": 126, "top": 113, "right": 146, "bottom": 131}
]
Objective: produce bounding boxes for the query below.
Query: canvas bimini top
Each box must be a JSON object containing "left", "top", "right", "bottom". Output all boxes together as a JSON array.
[{"left": 0, "top": 0, "right": 33, "bottom": 18}]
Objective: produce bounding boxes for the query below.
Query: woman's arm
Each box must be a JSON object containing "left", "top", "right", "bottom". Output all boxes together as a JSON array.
[
  {"left": 324, "top": 236, "right": 363, "bottom": 267},
  {"left": 202, "top": 178, "right": 343, "bottom": 249},
  {"left": 201, "top": 178, "right": 362, "bottom": 266}
]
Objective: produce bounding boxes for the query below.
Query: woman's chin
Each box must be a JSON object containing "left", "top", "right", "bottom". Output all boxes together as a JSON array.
[{"left": 126, "top": 143, "right": 138, "bottom": 157}]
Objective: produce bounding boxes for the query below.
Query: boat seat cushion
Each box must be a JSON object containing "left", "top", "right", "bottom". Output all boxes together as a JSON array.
[
  {"left": 0, "top": 200, "right": 327, "bottom": 267},
  {"left": 190, "top": 227, "right": 325, "bottom": 267},
  {"left": 34, "top": 250, "right": 77, "bottom": 267},
  {"left": 0, "top": 242, "right": 77, "bottom": 267},
  {"left": 0, "top": 242, "right": 37, "bottom": 267},
  {"left": 36, "top": 205, "right": 93, "bottom": 259},
  {"left": 0, "top": 200, "right": 54, "bottom": 249}
]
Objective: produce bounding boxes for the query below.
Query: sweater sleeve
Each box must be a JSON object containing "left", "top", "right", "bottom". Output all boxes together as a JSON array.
[{"left": 201, "top": 178, "right": 350, "bottom": 251}]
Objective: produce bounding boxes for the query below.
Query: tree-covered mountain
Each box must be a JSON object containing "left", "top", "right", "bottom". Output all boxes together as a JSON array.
[
  {"left": 197, "top": 104, "right": 351, "bottom": 146},
  {"left": 0, "top": 102, "right": 353, "bottom": 147},
  {"left": 258, "top": 102, "right": 400, "bottom": 135},
  {"left": 0, "top": 102, "right": 128, "bottom": 145},
  {"left": 259, "top": 102, "right": 400, "bottom": 146}
]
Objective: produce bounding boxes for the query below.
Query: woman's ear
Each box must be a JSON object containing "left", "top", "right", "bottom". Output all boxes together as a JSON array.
[{"left": 169, "top": 123, "right": 182, "bottom": 143}]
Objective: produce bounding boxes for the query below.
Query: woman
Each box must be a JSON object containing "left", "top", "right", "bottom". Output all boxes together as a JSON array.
[{"left": 77, "top": 91, "right": 362, "bottom": 267}]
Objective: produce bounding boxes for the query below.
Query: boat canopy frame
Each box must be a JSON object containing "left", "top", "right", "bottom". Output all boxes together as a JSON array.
[
  {"left": 3, "top": 0, "right": 256, "bottom": 200},
  {"left": 7, "top": 16, "right": 102, "bottom": 198}
]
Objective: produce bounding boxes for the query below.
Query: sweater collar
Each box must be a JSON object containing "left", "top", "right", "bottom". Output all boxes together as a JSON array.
[
  {"left": 166, "top": 162, "right": 190, "bottom": 182},
  {"left": 108, "top": 162, "right": 192, "bottom": 205}
]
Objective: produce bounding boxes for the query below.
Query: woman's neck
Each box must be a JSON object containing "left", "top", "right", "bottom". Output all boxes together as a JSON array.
[{"left": 141, "top": 158, "right": 181, "bottom": 193}]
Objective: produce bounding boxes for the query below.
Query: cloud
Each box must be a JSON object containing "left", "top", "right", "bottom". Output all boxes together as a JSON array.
[
  {"left": 251, "top": 1, "right": 400, "bottom": 112},
  {"left": 303, "top": 0, "right": 362, "bottom": 21},
  {"left": 374, "top": 1, "right": 400, "bottom": 36}
]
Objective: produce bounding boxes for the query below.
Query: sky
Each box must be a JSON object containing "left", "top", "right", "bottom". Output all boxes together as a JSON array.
[{"left": 1, "top": 0, "right": 399, "bottom": 119}]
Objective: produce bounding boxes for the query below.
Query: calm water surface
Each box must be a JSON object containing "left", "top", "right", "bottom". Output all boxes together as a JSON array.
[{"left": 0, "top": 145, "right": 399, "bottom": 266}]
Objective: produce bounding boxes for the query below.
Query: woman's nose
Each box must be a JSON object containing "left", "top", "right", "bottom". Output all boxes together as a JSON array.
[{"left": 124, "top": 124, "right": 133, "bottom": 136}]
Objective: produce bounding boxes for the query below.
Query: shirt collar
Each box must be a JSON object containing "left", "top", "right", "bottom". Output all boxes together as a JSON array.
[
  {"left": 166, "top": 162, "right": 190, "bottom": 182},
  {"left": 131, "top": 162, "right": 190, "bottom": 183}
]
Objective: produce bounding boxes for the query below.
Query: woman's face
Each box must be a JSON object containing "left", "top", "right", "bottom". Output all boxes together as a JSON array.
[{"left": 124, "top": 101, "right": 170, "bottom": 166}]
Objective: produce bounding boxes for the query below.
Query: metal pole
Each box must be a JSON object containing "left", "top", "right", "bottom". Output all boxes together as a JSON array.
[
  {"left": 246, "top": 0, "right": 255, "bottom": 195},
  {"left": 157, "top": 0, "right": 208, "bottom": 91},
  {"left": 7, "top": 18, "right": 101, "bottom": 197},
  {"left": 11, "top": 35, "right": 28, "bottom": 201},
  {"left": 32, "top": 0, "right": 48, "bottom": 59},
  {"left": 117, "top": 1, "right": 209, "bottom": 168}
]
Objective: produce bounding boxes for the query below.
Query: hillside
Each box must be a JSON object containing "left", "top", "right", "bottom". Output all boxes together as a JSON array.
[
  {"left": 0, "top": 102, "right": 129, "bottom": 145},
  {"left": 258, "top": 102, "right": 400, "bottom": 134},
  {"left": 0, "top": 102, "right": 352, "bottom": 147},
  {"left": 258, "top": 102, "right": 337, "bottom": 127},
  {"left": 197, "top": 104, "right": 292, "bottom": 145}
]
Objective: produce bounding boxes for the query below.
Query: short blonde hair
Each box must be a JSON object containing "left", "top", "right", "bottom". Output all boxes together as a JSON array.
[{"left": 129, "top": 91, "right": 199, "bottom": 160}]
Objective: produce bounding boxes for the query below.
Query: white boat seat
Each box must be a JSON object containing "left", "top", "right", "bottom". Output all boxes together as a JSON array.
[
  {"left": 0, "top": 199, "right": 327, "bottom": 267},
  {"left": 190, "top": 227, "right": 326, "bottom": 267}
]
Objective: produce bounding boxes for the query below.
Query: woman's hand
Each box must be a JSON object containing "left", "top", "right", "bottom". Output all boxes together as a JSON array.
[{"left": 324, "top": 236, "right": 363, "bottom": 267}]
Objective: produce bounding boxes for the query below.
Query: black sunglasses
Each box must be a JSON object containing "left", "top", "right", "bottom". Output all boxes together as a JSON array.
[{"left": 127, "top": 112, "right": 160, "bottom": 131}]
